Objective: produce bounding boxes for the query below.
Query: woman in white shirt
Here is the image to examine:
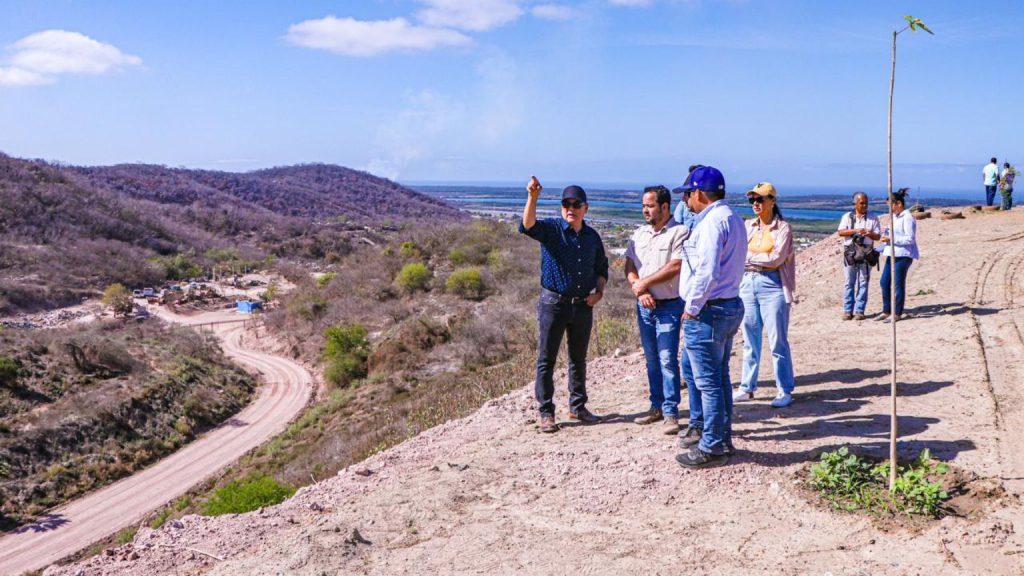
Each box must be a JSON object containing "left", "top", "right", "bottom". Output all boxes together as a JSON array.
[{"left": 877, "top": 190, "right": 919, "bottom": 322}]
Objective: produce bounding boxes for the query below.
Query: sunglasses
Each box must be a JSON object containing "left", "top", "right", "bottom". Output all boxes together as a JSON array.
[
  {"left": 561, "top": 200, "right": 584, "bottom": 209},
  {"left": 748, "top": 195, "right": 775, "bottom": 204}
]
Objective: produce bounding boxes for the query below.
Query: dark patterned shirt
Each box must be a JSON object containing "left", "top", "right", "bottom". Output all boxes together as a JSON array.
[{"left": 519, "top": 217, "right": 609, "bottom": 298}]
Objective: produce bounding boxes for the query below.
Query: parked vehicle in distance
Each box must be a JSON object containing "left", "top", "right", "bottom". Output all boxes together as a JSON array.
[
  {"left": 142, "top": 288, "right": 155, "bottom": 297},
  {"left": 132, "top": 289, "right": 144, "bottom": 298}
]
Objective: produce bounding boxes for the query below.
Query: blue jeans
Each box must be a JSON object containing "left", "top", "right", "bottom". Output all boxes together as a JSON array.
[
  {"left": 986, "top": 185, "right": 998, "bottom": 206},
  {"left": 636, "top": 298, "right": 683, "bottom": 417},
  {"left": 739, "top": 271, "right": 794, "bottom": 395},
  {"left": 535, "top": 290, "right": 593, "bottom": 416},
  {"left": 682, "top": 297, "right": 744, "bottom": 455},
  {"left": 1002, "top": 189, "right": 1014, "bottom": 211},
  {"left": 843, "top": 261, "right": 871, "bottom": 314},
  {"left": 880, "top": 256, "right": 913, "bottom": 315}
]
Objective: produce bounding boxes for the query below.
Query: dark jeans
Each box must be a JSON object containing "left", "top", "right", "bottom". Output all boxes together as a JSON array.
[
  {"left": 986, "top": 185, "right": 998, "bottom": 207},
  {"left": 880, "top": 256, "right": 913, "bottom": 315},
  {"left": 535, "top": 289, "right": 593, "bottom": 416}
]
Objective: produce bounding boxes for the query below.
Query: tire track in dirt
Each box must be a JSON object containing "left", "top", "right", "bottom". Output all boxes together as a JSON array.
[
  {"left": 0, "top": 310, "right": 314, "bottom": 576},
  {"left": 969, "top": 237, "right": 1024, "bottom": 493}
]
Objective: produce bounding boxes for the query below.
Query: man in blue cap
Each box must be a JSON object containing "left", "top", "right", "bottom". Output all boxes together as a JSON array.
[
  {"left": 520, "top": 176, "right": 609, "bottom": 433},
  {"left": 673, "top": 166, "right": 746, "bottom": 468}
]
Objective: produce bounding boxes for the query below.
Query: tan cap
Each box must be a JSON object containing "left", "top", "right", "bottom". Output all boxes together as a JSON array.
[{"left": 746, "top": 181, "right": 778, "bottom": 199}]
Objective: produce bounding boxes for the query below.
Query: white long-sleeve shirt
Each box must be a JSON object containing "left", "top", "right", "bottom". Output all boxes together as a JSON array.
[{"left": 880, "top": 210, "right": 919, "bottom": 260}]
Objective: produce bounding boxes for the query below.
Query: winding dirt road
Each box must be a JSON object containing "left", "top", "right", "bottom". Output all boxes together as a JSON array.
[{"left": 0, "top": 309, "right": 313, "bottom": 575}]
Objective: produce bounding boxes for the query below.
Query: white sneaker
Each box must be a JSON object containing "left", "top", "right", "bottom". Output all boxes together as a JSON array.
[
  {"left": 734, "top": 390, "right": 755, "bottom": 402},
  {"left": 770, "top": 393, "right": 793, "bottom": 408}
]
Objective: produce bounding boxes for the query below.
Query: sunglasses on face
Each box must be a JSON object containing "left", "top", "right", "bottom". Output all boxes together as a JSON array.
[
  {"left": 562, "top": 200, "right": 584, "bottom": 209},
  {"left": 748, "top": 195, "right": 774, "bottom": 204}
]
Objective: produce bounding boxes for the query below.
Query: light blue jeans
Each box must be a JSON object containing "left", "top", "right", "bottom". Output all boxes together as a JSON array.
[
  {"left": 739, "top": 271, "right": 795, "bottom": 395},
  {"left": 636, "top": 298, "right": 683, "bottom": 417},
  {"left": 683, "top": 297, "right": 744, "bottom": 455},
  {"left": 843, "top": 261, "right": 871, "bottom": 314}
]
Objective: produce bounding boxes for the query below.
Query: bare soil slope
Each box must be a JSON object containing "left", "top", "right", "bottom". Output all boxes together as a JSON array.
[{"left": 46, "top": 206, "right": 1024, "bottom": 575}]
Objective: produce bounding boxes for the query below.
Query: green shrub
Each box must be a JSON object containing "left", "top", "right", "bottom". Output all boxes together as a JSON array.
[
  {"left": 115, "top": 526, "right": 137, "bottom": 545},
  {"left": 315, "top": 272, "right": 337, "bottom": 288},
  {"left": 399, "top": 241, "right": 419, "bottom": 259},
  {"left": 0, "top": 356, "right": 19, "bottom": 387},
  {"left": 448, "top": 248, "right": 468, "bottom": 266},
  {"left": 395, "top": 263, "right": 430, "bottom": 294},
  {"left": 446, "top": 268, "right": 486, "bottom": 300},
  {"left": 202, "top": 473, "right": 295, "bottom": 516},
  {"left": 102, "top": 283, "right": 134, "bottom": 317},
  {"left": 322, "top": 324, "right": 370, "bottom": 387}
]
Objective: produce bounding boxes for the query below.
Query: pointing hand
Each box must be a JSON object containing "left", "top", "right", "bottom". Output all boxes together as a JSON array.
[{"left": 527, "top": 175, "right": 542, "bottom": 197}]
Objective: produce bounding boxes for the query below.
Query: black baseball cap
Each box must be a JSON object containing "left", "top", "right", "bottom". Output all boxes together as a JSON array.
[{"left": 562, "top": 185, "right": 587, "bottom": 203}]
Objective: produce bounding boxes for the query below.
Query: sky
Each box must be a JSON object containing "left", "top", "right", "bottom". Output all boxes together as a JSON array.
[{"left": 0, "top": 1, "right": 1020, "bottom": 193}]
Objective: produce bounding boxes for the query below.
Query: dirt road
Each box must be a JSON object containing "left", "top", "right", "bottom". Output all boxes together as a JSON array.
[
  {"left": 0, "top": 309, "right": 313, "bottom": 576},
  {"left": 45, "top": 207, "right": 1024, "bottom": 575}
]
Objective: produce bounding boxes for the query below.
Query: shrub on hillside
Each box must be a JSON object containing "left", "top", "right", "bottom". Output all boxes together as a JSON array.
[
  {"left": 395, "top": 263, "right": 430, "bottom": 294},
  {"left": 101, "top": 283, "right": 135, "bottom": 317},
  {"left": 202, "top": 473, "right": 295, "bottom": 516},
  {"left": 322, "top": 324, "right": 370, "bottom": 387},
  {"left": 446, "top": 268, "right": 486, "bottom": 300},
  {"left": 0, "top": 356, "right": 19, "bottom": 387},
  {"left": 315, "top": 272, "right": 337, "bottom": 288}
]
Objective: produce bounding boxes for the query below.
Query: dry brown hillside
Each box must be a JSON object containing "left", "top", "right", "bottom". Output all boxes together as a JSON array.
[{"left": 48, "top": 205, "right": 1024, "bottom": 576}]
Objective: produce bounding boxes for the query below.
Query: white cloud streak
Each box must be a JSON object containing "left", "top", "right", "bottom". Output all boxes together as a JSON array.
[
  {"left": 285, "top": 16, "right": 473, "bottom": 57},
  {"left": 0, "top": 30, "right": 141, "bottom": 87},
  {"left": 416, "top": 0, "right": 524, "bottom": 31},
  {"left": 531, "top": 4, "right": 577, "bottom": 20}
]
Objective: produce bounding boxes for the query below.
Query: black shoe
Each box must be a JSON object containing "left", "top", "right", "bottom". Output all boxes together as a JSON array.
[
  {"left": 569, "top": 407, "right": 601, "bottom": 423},
  {"left": 677, "top": 427, "right": 702, "bottom": 448},
  {"left": 724, "top": 440, "right": 736, "bottom": 456},
  {"left": 675, "top": 446, "right": 729, "bottom": 469}
]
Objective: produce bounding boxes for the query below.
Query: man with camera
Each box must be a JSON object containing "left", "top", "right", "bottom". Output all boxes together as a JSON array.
[{"left": 837, "top": 192, "right": 881, "bottom": 321}]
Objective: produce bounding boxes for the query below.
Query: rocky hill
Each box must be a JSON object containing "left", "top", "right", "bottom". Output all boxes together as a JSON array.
[
  {"left": 43, "top": 206, "right": 1024, "bottom": 575},
  {"left": 0, "top": 154, "right": 465, "bottom": 313}
]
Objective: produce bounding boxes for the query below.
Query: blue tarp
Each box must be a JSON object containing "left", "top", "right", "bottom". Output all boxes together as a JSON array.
[{"left": 236, "top": 300, "right": 262, "bottom": 313}]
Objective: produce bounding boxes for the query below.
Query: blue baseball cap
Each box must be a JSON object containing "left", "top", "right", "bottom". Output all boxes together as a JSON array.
[
  {"left": 688, "top": 166, "right": 725, "bottom": 193},
  {"left": 672, "top": 164, "right": 704, "bottom": 194}
]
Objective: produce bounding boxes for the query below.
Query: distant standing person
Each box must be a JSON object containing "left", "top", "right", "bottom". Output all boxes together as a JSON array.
[
  {"left": 734, "top": 183, "right": 797, "bottom": 408},
  {"left": 1000, "top": 161, "right": 1016, "bottom": 211},
  {"left": 520, "top": 176, "right": 609, "bottom": 433},
  {"left": 673, "top": 164, "right": 702, "bottom": 230},
  {"left": 837, "top": 192, "right": 881, "bottom": 320},
  {"left": 877, "top": 189, "right": 919, "bottom": 322},
  {"left": 625, "top": 185, "right": 688, "bottom": 434},
  {"left": 673, "top": 166, "right": 746, "bottom": 468},
  {"left": 984, "top": 157, "right": 1000, "bottom": 207}
]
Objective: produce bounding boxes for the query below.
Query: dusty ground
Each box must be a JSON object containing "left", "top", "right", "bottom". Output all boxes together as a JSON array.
[{"left": 45, "top": 206, "right": 1024, "bottom": 575}]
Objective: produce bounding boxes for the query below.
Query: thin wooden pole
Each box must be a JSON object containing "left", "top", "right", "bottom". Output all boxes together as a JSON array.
[{"left": 887, "top": 29, "right": 898, "bottom": 491}]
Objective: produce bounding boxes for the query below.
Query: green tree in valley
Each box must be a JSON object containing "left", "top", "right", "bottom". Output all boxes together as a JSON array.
[{"left": 102, "top": 283, "right": 135, "bottom": 317}]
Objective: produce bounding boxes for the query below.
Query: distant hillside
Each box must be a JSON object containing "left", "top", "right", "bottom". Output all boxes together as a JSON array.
[{"left": 0, "top": 154, "right": 465, "bottom": 313}]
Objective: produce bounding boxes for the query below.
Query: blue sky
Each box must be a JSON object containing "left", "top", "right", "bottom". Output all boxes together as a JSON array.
[{"left": 0, "top": 1, "right": 1019, "bottom": 192}]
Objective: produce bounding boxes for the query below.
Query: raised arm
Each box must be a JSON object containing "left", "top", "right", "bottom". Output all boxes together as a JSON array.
[{"left": 522, "top": 175, "right": 542, "bottom": 230}]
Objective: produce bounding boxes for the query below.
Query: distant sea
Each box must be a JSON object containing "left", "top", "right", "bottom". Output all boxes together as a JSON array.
[{"left": 412, "top": 184, "right": 976, "bottom": 227}]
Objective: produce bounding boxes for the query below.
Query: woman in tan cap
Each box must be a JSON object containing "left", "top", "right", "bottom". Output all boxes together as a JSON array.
[{"left": 734, "top": 182, "right": 796, "bottom": 407}]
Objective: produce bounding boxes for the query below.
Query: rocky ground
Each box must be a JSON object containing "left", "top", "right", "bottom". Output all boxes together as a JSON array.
[{"left": 46, "top": 205, "right": 1024, "bottom": 575}]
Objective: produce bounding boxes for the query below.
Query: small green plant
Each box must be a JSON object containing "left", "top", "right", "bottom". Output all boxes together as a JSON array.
[
  {"left": 202, "top": 473, "right": 295, "bottom": 516},
  {"left": 149, "top": 507, "right": 172, "bottom": 529},
  {"left": 315, "top": 272, "right": 337, "bottom": 288},
  {"left": 448, "top": 248, "right": 468, "bottom": 266},
  {"left": 395, "top": 262, "right": 431, "bottom": 294},
  {"left": 445, "top": 267, "right": 486, "bottom": 300},
  {"left": 399, "top": 241, "right": 419, "bottom": 259},
  {"left": 115, "top": 526, "right": 137, "bottom": 545},
  {"left": 0, "top": 355, "right": 19, "bottom": 387},
  {"left": 810, "top": 447, "right": 950, "bottom": 517}
]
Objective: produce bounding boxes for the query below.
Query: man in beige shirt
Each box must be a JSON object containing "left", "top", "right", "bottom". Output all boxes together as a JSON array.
[{"left": 624, "top": 185, "right": 689, "bottom": 434}]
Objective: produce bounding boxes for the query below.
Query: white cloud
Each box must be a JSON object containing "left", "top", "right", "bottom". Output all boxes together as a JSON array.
[
  {"left": 285, "top": 16, "right": 472, "bottom": 56},
  {"left": 367, "top": 90, "right": 466, "bottom": 179},
  {"left": 416, "top": 0, "right": 524, "bottom": 31},
  {"left": 0, "top": 30, "right": 141, "bottom": 87},
  {"left": 531, "top": 4, "right": 577, "bottom": 20}
]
